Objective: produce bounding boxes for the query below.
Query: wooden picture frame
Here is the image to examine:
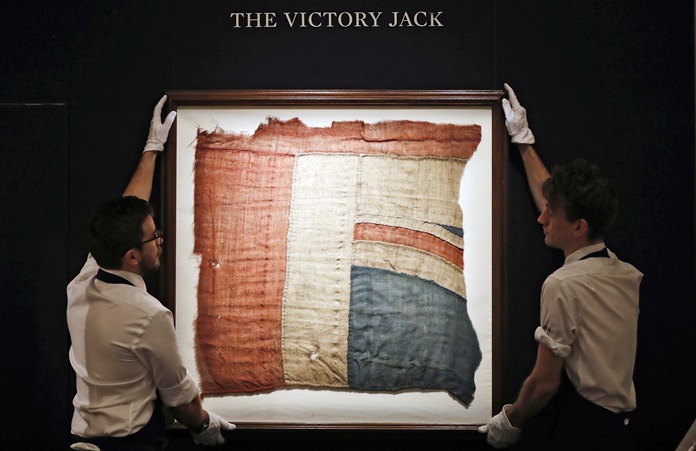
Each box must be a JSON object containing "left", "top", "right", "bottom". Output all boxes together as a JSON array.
[{"left": 161, "top": 90, "right": 508, "bottom": 430}]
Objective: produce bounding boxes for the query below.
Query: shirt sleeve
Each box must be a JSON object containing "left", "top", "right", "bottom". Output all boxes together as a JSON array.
[
  {"left": 137, "top": 309, "right": 200, "bottom": 407},
  {"left": 535, "top": 275, "right": 577, "bottom": 359}
]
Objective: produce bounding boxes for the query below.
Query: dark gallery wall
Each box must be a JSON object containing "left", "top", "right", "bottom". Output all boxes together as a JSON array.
[{"left": 0, "top": 1, "right": 693, "bottom": 450}]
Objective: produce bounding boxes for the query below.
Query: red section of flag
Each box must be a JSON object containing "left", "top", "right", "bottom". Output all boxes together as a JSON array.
[
  {"left": 354, "top": 222, "right": 464, "bottom": 270},
  {"left": 194, "top": 149, "right": 291, "bottom": 394}
]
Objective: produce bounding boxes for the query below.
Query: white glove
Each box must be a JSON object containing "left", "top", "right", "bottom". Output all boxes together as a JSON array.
[
  {"left": 190, "top": 412, "right": 236, "bottom": 446},
  {"left": 478, "top": 404, "right": 522, "bottom": 449},
  {"left": 502, "top": 83, "right": 535, "bottom": 144},
  {"left": 143, "top": 94, "right": 177, "bottom": 152}
]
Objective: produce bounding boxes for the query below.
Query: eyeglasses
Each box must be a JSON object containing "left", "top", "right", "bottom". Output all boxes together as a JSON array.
[{"left": 141, "top": 229, "right": 163, "bottom": 245}]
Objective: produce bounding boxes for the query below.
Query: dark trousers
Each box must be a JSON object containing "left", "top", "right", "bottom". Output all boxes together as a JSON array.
[
  {"left": 513, "top": 371, "right": 635, "bottom": 451},
  {"left": 70, "top": 399, "right": 167, "bottom": 451}
]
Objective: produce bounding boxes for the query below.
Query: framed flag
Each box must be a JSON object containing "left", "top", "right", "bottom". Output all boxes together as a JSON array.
[{"left": 161, "top": 90, "right": 508, "bottom": 430}]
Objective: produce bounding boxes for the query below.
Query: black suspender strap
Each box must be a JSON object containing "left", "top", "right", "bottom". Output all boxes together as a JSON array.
[
  {"left": 580, "top": 247, "right": 610, "bottom": 260},
  {"left": 96, "top": 268, "right": 135, "bottom": 287}
]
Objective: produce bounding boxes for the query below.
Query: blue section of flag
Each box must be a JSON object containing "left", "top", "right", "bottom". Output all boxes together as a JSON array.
[
  {"left": 438, "top": 224, "right": 464, "bottom": 238},
  {"left": 347, "top": 266, "right": 482, "bottom": 405}
]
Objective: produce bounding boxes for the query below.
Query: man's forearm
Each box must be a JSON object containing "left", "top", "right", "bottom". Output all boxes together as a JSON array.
[
  {"left": 505, "top": 343, "right": 562, "bottom": 427},
  {"left": 122, "top": 151, "right": 159, "bottom": 200},
  {"left": 168, "top": 395, "right": 208, "bottom": 430},
  {"left": 122, "top": 95, "right": 175, "bottom": 201},
  {"left": 506, "top": 372, "right": 559, "bottom": 426},
  {"left": 516, "top": 143, "right": 550, "bottom": 213}
]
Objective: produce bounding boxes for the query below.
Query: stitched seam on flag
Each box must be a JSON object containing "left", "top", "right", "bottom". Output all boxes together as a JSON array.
[{"left": 280, "top": 154, "right": 298, "bottom": 387}]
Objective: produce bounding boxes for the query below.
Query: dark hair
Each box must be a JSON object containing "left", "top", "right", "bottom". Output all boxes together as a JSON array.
[
  {"left": 541, "top": 158, "right": 618, "bottom": 240},
  {"left": 86, "top": 196, "right": 154, "bottom": 269}
]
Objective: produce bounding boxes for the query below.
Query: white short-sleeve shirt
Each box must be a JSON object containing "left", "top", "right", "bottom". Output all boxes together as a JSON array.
[
  {"left": 67, "top": 255, "right": 200, "bottom": 437},
  {"left": 534, "top": 242, "right": 643, "bottom": 413}
]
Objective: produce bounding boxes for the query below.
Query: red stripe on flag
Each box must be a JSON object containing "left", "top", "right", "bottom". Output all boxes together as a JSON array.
[{"left": 354, "top": 222, "right": 463, "bottom": 270}]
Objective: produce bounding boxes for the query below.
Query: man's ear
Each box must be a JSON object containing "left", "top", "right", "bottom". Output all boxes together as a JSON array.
[
  {"left": 122, "top": 248, "right": 141, "bottom": 270},
  {"left": 575, "top": 219, "right": 589, "bottom": 237}
]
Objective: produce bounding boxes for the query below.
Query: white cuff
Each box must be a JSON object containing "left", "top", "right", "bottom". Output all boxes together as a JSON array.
[
  {"left": 159, "top": 371, "right": 200, "bottom": 407},
  {"left": 534, "top": 326, "right": 571, "bottom": 358}
]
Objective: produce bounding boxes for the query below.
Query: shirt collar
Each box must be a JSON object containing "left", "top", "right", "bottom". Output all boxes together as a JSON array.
[
  {"left": 564, "top": 242, "right": 607, "bottom": 265},
  {"left": 100, "top": 268, "right": 146, "bottom": 289}
]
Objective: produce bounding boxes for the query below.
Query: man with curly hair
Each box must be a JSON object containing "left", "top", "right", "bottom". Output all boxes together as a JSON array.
[{"left": 479, "top": 85, "right": 643, "bottom": 450}]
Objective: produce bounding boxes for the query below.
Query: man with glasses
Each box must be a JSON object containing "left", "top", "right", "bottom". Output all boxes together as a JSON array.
[{"left": 67, "top": 95, "right": 234, "bottom": 450}]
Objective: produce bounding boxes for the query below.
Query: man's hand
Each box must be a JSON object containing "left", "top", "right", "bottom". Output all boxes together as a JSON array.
[
  {"left": 502, "top": 83, "right": 535, "bottom": 144},
  {"left": 143, "top": 94, "right": 177, "bottom": 153},
  {"left": 478, "top": 404, "right": 522, "bottom": 449},
  {"left": 190, "top": 412, "right": 236, "bottom": 446}
]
